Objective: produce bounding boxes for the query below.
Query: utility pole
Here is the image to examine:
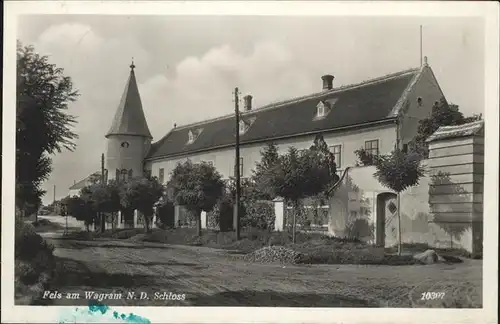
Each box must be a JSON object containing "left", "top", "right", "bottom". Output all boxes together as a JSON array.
[
  {"left": 233, "top": 87, "right": 241, "bottom": 240},
  {"left": 101, "top": 153, "right": 105, "bottom": 184},
  {"left": 420, "top": 25, "right": 423, "bottom": 66},
  {"left": 100, "top": 153, "right": 106, "bottom": 233},
  {"left": 53, "top": 185, "right": 56, "bottom": 204}
]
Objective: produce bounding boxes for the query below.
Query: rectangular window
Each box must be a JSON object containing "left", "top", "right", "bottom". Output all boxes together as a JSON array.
[
  {"left": 159, "top": 168, "right": 165, "bottom": 184},
  {"left": 364, "top": 139, "right": 379, "bottom": 156},
  {"left": 331, "top": 144, "right": 342, "bottom": 168},
  {"left": 317, "top": 103, "right": 325, "bottom": 117},
  {"left": 402, "top": 143, "right": 408, "bottom": 153}
]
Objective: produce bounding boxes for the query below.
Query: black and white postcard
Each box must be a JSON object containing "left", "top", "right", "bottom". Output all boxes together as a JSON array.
[{"left": 2, "top": 1, "right": 499, "bottom": 323}]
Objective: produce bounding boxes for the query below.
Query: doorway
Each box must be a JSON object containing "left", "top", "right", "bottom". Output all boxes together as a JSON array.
[{"left": 376, "top": 192, "right": 397, "bottom": 247}]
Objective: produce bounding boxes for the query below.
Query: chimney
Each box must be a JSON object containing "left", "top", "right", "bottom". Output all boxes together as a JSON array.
[
  {"left": 322, "top": 74, "right": 334, "bottom": 91},
  {"left": 243, "top": 95, "right": 253, "bottom": 111}
]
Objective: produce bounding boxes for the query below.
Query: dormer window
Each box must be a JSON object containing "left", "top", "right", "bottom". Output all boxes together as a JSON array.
[
  {"left": 238, "top": 117, "right": 256, "bottom": 135},
  {"left": 239, "top": 120, "right": 246, "bottom": 135},
  {"left": 187, "top": 128, "right": 203, "bottom": 145},
  {"left": 188, "top": 130, "right": 195, "bottom": 144},
  {"left": 314, "top": 98, "right": 337, "bottom": 120},
  {"left": 317, "top": 101, "right": 326, "bottom": 117}
]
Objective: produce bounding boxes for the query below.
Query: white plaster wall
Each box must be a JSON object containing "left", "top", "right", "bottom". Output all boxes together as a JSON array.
[
  {"left": 68, "top": 189, "right": 81, "bottom": 197},
  {"left": 106, "top": 135, "right": 151, "bottom": 180},
  {"left": 399, "top": 66, "right": 445, "bottom": 145},
  {"left": 327, "top": 162, "right": 481, "bottom": 251},
  {"left": 146, "top": 123, "right": 397, "bottom": 184}
]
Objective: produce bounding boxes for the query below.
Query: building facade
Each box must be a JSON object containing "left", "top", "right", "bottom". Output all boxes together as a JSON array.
[
  {"left": 70, "top": 57, "right": 444, "bottom": 195},
  {"left": 145, "top": 57, "right": 444, "bottom": 183}
]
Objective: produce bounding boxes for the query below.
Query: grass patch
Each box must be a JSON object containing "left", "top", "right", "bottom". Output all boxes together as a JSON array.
[
  {"left": 385, "top": 242, "right": 481, "bottom": 260},
  {"left": 61, "top": 228, "right": 146, "bottom": 241},
  {"left": 137, "top": 228, "right": 418, "bottom": 265}
]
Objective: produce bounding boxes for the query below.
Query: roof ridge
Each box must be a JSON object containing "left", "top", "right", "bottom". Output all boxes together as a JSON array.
[
  {"left": 436, "top": 119, "right": 484, "bottom": 130},
  {"left": 172, "top": 67, "right": 420, "bottom": 131}
]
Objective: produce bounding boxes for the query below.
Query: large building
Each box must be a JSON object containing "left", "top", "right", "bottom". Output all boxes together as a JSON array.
[
  {"left": 71, "top": 56, "right": 444, "bottom": 193},
  {"left": 66, "top": 58, "right": 485, "bottom": 254}
]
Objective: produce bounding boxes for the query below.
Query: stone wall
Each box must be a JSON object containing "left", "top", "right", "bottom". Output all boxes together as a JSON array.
[{"left": 426, "top": 121, "right": 484, "bottom": 254}]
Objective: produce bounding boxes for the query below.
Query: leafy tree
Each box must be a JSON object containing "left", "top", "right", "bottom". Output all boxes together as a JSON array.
[
  {"left": 63, "top": 195, "right": 95, "bottom": 231},
  {"left": 354, "top": 148, "right": 377, "bottom": 166},
  {"left": 410, "top": 98, "right": 482, "bottom": 157},
  {"left": 88, "top": 172, "right": 102, "bottom": 185},
  {"left": 16, "top": 41, "right": 79, "bottom": 218},
  {"left": 168, "top": 160, "right": 225, "bottom": 237},
  {"left": 119, "top": 177, "right": 164, "bottom": 233},
  {"left": 90, "top": 180, "right": 122, "bottom": 232},
  {"left": 155, "top": 197, "right": 176, "bottom": 229},
  {"left": 309, "top": 134, "right": 340, "bottom": 192},
  {"left": 268, "top": 144, "right": 336, "bottom": 243},
  {"left": 373, "top": 148, "right": 426, "bottom": 255},
  {"left": 251, "top": 143, "right": 280, "bottom": 200}
]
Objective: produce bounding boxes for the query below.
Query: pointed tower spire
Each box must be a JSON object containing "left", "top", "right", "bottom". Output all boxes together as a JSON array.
[{"left": 105, "top": 61, "right": 152, "bottom": 139}]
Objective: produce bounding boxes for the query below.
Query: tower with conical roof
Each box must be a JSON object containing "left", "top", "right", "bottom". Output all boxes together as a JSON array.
[{"left": 105, "top": 61, "right": 152, "bottom": 182}]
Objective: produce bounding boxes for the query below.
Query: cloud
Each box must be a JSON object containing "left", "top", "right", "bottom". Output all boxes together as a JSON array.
[
  {"left": 34, "top": 23, "right": 152, "bottom": 202},
  {"left": 33, "top": 23, "right": 317, "bottom": 204},
  {"left": 140, "top": 40, "right": 316, "bottom": 140},
  {"left": 25, "top": 17, "right": 484, "bottom": 205}
]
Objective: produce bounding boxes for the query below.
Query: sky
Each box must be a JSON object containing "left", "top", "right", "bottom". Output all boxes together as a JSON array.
[{"left": 17, "top": 15, "right": 485, "bottom": 205}]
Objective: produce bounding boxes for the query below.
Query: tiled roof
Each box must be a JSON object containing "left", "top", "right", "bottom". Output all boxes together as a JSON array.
[
  {"left": 426, "top": 120, "right": 484, "bottom": 142},
  {"left": 106, "top": 64, "right": 152, "bottom": 139},
  {"left": 68, "top": 172, "right": 100, "bottom": 190},
  {"left": 147, "top": 66, "right": 424, "bottom": 160}
]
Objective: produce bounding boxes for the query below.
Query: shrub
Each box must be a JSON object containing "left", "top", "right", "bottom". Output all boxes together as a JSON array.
[
  {"left": 242, "top": 200, "right": 275, "bottom": 231},
  {"left": 209, "top": 194, "right": 243, "bottom": 232},
  {"left": 14, "top": 220, "right": 56, "bottom": 288},
  {"left": 218, "top": 197, "right": 236, "bottom": 232},
  {"left": 354, "top": 148, "right": 377, "bottom": 166},
  {"left": 15, "top": 220, "right": 54, "bottom": 260},
  {"left": 157, "top": 201, "right": 176, "bottom": 228}
]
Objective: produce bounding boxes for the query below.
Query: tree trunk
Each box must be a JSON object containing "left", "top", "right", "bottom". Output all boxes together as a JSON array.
[
  {"left": 100, "top": 212, "right": 106, "bottom": 233},
  {"left": 144, "top": 214, "right": 151, "bottom": 233},
  {"left": 397, "top": 192, "right": 402, "bottom": 256},
  {"left": 292, "top": 200, "right": 298, "bottom": 244},
  {"left": 196, "top": 210, "right": 202, "bottom": 237}
]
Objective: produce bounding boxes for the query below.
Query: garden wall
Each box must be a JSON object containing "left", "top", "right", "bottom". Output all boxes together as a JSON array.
[{"left": 326, "top": 120, "right": 484, "bottom": 254}]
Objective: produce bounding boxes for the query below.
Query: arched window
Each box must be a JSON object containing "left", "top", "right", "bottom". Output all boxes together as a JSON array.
[{"left": 239, "top": 120, "right": 246, "bottom": 134}]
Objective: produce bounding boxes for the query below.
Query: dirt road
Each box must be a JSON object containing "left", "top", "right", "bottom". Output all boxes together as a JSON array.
[{"left": 44, "top": 235, "right": 482, "bottom": 308}]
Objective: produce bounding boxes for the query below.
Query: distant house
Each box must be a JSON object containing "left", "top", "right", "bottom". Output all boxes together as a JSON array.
[{"left": 67, "top": 172, "right": 101, "bottom": 197}]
